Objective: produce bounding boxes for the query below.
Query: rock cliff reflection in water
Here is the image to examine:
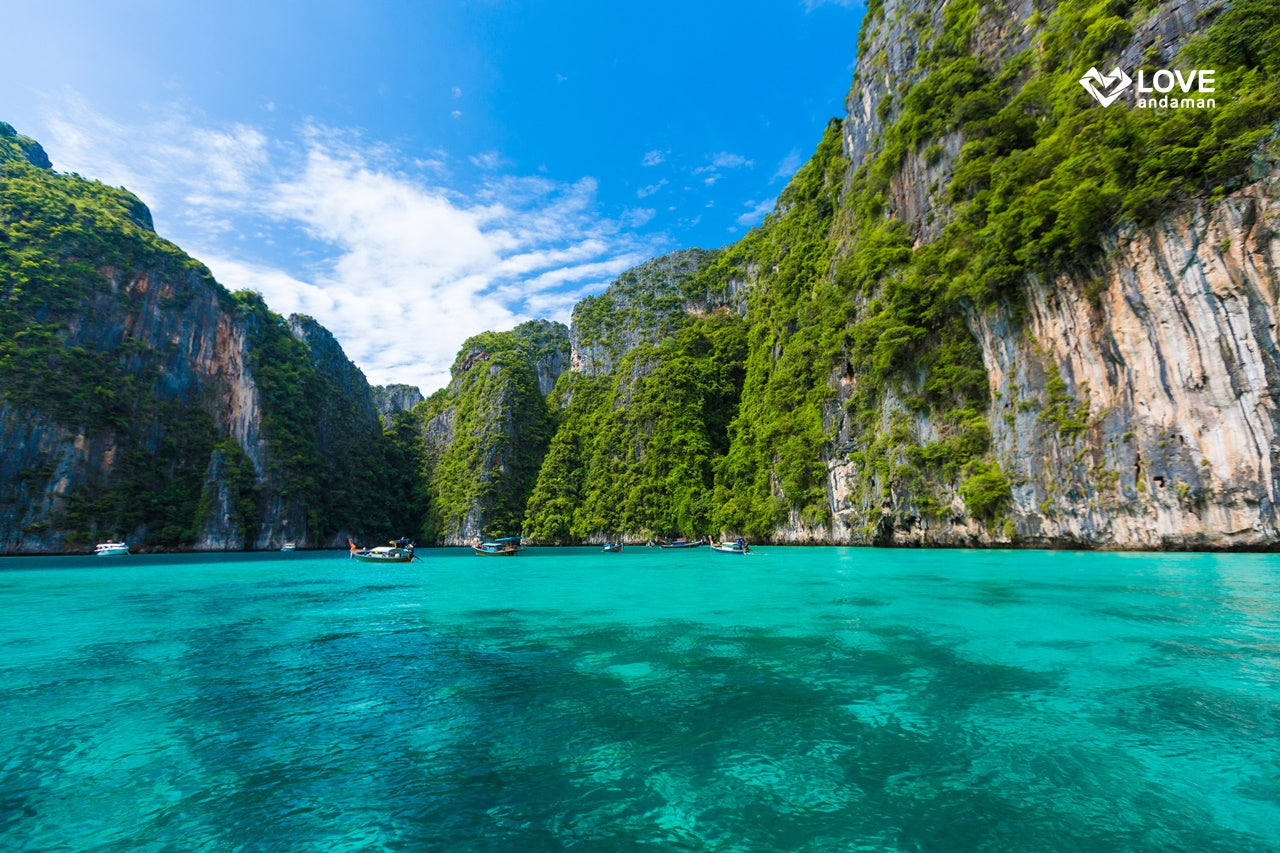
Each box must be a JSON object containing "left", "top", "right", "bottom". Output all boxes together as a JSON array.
[{"left": 0, "top": 547, "right": 1277, "bottom": 850}]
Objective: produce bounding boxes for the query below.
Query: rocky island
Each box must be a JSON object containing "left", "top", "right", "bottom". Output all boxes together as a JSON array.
[{"left": 2, "top": 0, "right": 1278, "bottom": 552}]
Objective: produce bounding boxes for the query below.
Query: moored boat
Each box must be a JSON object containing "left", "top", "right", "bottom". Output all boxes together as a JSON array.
[
  {"left": 280, "top": 541, "right": 296, "bottom": 552},
  {"left": 94, "top": 541, "right": 129, "bottom": 556},
  {"left": 349, "top": 537, "right": 415, "bottom": 563},
  {"left": 602, "top": 541, "right": 624, "bottom": 553},
  {"left": 473, "top": 536, "right": 523, "bottom": 556},
  {"left": 711, "top": 538, "right": 751, "bottom": 555},
  {"left": 657, "top": 537, "right": 704, "bottom": 549}
]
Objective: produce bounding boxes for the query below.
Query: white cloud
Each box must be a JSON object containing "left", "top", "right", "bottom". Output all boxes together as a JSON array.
[
  {"left": 641, "top": 149, "right": 666, "bottom": 167},
  {"left": 772, "top": 149, "right": 804, "bottom": 183},
  {"left": 691, "top": 151, "right": 755, "bottom": 180},
  {"left": 469, "top": 150, "right": 509, "bottom": 170},
  {"left": 636, "top": 178, "right": 667, "bottom": 199},
  {"left": 736, "top": 197, "right": 776, "bottom": 227},
  {"left": 622, "top": 208, "right": 656, "bottom": 228},
  {"left": 36, "top": 94, "right": 661, "bottom": 392},
  {"left": 711, "top": 152, "right": 753, "bottom": 169},
  {"left": 801, "top": 0, "right": 862, "bottom": 9}
]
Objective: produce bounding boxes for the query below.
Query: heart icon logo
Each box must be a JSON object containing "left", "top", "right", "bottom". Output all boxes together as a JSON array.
[{"left": 1079, "top": 66, "right": 1133, "bottom": 107}]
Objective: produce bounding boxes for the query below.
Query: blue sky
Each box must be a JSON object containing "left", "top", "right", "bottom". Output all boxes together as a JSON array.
[{"left": 3, "top": 0, "right": 865, "bottom": 391}]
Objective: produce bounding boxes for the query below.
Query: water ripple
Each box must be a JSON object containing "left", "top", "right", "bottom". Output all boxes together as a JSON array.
[{"left": 1, "top": 549, "right": 1277, "bottom": 850}]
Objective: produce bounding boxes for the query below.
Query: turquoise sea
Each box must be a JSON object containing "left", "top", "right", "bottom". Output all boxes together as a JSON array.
[{"left": 1, "top": 546, "right": 1277, "bottom": 851}]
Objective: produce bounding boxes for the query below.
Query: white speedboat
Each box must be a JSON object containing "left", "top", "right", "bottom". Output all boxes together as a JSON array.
[{"left": 94, "top": 541, "right": 129, "bottom": 556}]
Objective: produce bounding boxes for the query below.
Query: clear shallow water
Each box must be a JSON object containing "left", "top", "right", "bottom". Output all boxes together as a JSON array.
[{"left": 1, "top": 547, "right": 1278, "bottom": 851}]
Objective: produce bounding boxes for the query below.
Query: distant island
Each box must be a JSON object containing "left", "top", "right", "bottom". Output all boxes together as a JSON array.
[{"left": 2, "top": 0, "right": 1279, "bottom": 554}]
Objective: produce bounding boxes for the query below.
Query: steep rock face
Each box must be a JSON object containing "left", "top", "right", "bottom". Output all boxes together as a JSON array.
[
  {"left": 0, "top": 127, "right": 401, "bottom": 553},
  {"left": 813, "top": 0, "right": 1280, "bottom": 548},
  {"left": 520, "top": 319, "right": 574, "bottom": 396},
  {"left": 570, "top": 249, "right": 719, "bottom": 375},
  {"left": 0, "top": 404, "right": 95, "bottom": 552},
  {"left": 818, "top": 165, "right": 1280, "bottom": 549},
  {"left": 371, "top": 383, "right": 425, "bottom": 425},
  {"left": 418, "top": 321, "right": 569, "bottom": 544},
  {"left": 275, "top": 314, "right": 386, "bottom": 547},
  {"left": 198, "top": 309, "right": 266, "bottom": 550},
  {"left": 0, "top": 254, "right": 263, "bottom": 553},
  {"left": 195, "top": 447, "right": 248, "bottom": 549},
  {"left": 978, "top": 172, "right": 1280, "bottom": 548}
]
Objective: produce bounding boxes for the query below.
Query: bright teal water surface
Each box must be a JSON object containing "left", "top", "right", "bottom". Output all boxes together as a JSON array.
[{"left": 1, "top": 546, "right": 1278, "bottom": 851}]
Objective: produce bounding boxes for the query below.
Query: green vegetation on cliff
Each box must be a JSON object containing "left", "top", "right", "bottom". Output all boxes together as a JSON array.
[
  {"left": 571, "top": 248, "right": 720, "bottom": 373},
  {"left": 1, "top": 122, "right": 426, "bottom": 550},
  {"left": 5, "top": 0, "right": 1278, "bottom": 550},
  {"left": 417, "top": 320, "right": 566, "bottom": 542},
  {"left": 908, "top": 0, "right": 1280, "bottom": 307},
  {"left": 516, "top": 0, "right": 1280, "bottom": 543},
  {"left": 1, "top": 122, "right": 228, "bottom": 546},
  {"left": 233, "top": 294, "right": 417, "bottom": 543},
  {"left": 0, "top": 123, "right": 220, "bottom": 434},
  {"left": 524, "top": 312, "right": 747, "bottom": 541},
  {"left": 711, "top": 121, "right": 849, "bottom": 536}
]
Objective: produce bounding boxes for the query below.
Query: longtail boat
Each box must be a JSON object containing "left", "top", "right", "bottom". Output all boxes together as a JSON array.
[
  {"left": 350, "top": 537, "right": 415, "bottom": 563},
  {"left": 657, "top": 537, "right": 704, "bottom": 549},
  {"left": 474, "top": 536, "right": 523, "bottom": 556}
]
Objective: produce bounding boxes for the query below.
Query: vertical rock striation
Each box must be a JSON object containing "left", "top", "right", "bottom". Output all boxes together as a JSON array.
[
  {"left": 976, "top": 174, "right": 1280, "bottom": 548},
  {"left": 816, "top": 0, "right": 1280, "bottom": 548}
]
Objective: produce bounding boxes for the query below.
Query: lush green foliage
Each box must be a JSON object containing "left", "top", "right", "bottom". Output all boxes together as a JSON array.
[
  {"left": 1, "top": 126, "right": 229, "bottom": 545},
  {"left": 959, "top": 461, "right": 1013, "bottom": 521},
  {"left": 1, "top": 127, "right": 423, "bottom": 549},
  {"left": 927, "top": 0, "right": 1280, "bottom": 305},
  {"left": 418, "top": 321, "right": 565, "bottom": 541},
  {"left": 521, "top": 373, "right": 619, "bottom": 543},
  {"left": 709, "top": 120, "right": 849, "bottom": 536},
  {"left": 379, "top": 409, "right": 431, "bottom": 539},
  {"left": 571, "top": 249, "right": 718, "bottom": 370},
  {"left": 524, "top": 313, "right": 747, "bottom": 541}
]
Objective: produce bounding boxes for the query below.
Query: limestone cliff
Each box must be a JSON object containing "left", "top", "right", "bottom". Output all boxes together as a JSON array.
[
  {"left": 417, "top": 320, "right": 569, "bottom": 544},
  {"left": 517, "top": 0, "right": 1280, "bottom": 549},
  {"left": 979, "top": 172, "right": 1280, "bottom": 548},
  {"left": 812, "top": 0, "right": 1280, "bottom": 548},
  {"left": 371, "top": 383, "right": 425, "bottom": 426},
  {"left": 0, "top": 124, "right": 405, "bottom": 553},
  {"left": 570, "top": 249, "right": 723, "bottom": 375}
]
